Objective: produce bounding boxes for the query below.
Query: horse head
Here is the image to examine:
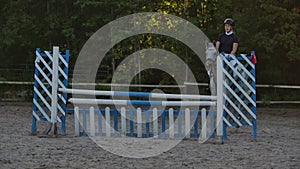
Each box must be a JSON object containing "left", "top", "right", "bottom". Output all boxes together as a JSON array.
[{"left": 205, "top": 42, "right": 218, "bottom": 73}]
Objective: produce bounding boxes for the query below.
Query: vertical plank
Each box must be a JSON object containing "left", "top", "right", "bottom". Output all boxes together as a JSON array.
[
  {"left": 90, "top": 106, "right": 95, "bottom": 137},
  {"left": 153, "top": 108, "right": 158, "bottom": 138},
  {"left": 169, "top": 108, "right": 174, "bottom": 138},
  {"left": 113, "top": 108, "right": 118, "bottom": 135},
  {"left": 121, "top": 107, "right": 126, "bottom": 136},
  {"left": 209, "top": 110, "right": 215, "bottom": 137},
  {"left": 82, "top": 107, "right": 87, "bottom": 136},
  {"left": 74, "top": 106, "right": 80, "bottom": 136},
  {"left": 162, "top": 110, "right": 166, "bottom": 137},
  {"left": 193, "top": 110, "right": 198, "bottom": 137},
  {"left": 105, "top": 107, "right": 111, "bottom": 137},
  {"left": 137, "top": 108, "right": 142, "bottom": 138},
  {"left": 185, "top": 108, "right": 190, "bottom": 138},
  {"left": 201, "top": 108, "right": 207, "bottom": 139},
  {"left": 130, "top": 109, "right": 134, "bottom": 136},
  {"left": 98, "top": 108, "right": 103, "bottom": 136},
  {"left": 178, "top": 110, "right": 182, "bottom": 137},
  {"left": 146, "top": 110, "right": 150, "bottom": 137}
]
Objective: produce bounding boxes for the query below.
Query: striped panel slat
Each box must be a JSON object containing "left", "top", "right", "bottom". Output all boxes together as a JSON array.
[
  {"left": 222, "top": 54, "right": 256, "bottom": 132},
  {"left": 223, "top": 58, "right": 255, "bottom": 94},
  {"left": 223, "top": 69, "right": 256, "bottom": 106},
  {"left": 223, "top": 82, "right": 256, "bottom": 119}
]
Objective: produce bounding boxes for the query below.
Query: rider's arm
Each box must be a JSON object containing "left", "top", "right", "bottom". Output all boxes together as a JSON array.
[
  {"left": 230, "top": 42, "right": 238, "bottom": 55},
  {"left": 215, "top": 41, "right": 220, "bottom": 52}
]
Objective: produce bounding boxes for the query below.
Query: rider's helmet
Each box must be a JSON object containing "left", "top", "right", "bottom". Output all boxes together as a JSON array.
[{"left": 224, "top": 18, "right": 234, "bottom": 26}]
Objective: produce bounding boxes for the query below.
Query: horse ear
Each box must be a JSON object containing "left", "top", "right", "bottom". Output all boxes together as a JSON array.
[
  {"left": 206, "top": 42, "right": 214, "bottom": 49},
  {"left": 205, "top": 41, "right": 209, "bottom": 49}
]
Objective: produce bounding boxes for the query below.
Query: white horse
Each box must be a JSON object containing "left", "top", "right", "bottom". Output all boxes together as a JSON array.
[{"left": 205, "top": 42, "right": 218, "bottom": 110}]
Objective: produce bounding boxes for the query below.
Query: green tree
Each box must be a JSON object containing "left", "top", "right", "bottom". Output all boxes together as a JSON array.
[
  {"left": 0, "top": 0, "right": 299, "bottom": 86},
  {"left": 212, "top": 0, "right": 300, "bottom": 84}
]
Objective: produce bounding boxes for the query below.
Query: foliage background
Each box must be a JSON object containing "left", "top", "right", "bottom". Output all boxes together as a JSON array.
[{"left": 0, "top": 0, "right": 299, "bottom": 101}]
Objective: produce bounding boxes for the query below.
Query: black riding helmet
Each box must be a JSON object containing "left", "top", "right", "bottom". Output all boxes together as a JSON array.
[{"left": 224, "top": 18, "right": 234, "bottom": 26}]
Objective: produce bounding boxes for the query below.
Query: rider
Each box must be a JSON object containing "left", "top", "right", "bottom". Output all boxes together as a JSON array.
[
  {"left": 216, "top": 18, "right": 239, "bottom": 55},
  {"left": 216, "top": 18, "right": 240, "bottom": 78},
  {"left": 216, "top": 18, "right": 242, "bottom": 123}
]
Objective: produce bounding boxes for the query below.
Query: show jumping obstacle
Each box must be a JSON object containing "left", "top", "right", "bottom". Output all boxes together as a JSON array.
[
  {"left": 31, "top": 46, "right": 257, "bottom": 141},
  {"left": 31, "top": 47, "right": 69, "bottom": 135},
  {"left": 59, "top": 88, "right": 222, "bottom": 139}
]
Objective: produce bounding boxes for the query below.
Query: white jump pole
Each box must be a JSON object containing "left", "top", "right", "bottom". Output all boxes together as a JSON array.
[
  {"left": 216, "top": 55, "right": 224, "bottom": 142},
  {"left": 50, "top": 46, "right": 59, "bottom": 135}
]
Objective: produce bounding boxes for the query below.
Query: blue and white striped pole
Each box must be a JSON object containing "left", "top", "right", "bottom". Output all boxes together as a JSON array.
[{"left": 59, "top": 88, "right": 217, "bottom": 101}]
